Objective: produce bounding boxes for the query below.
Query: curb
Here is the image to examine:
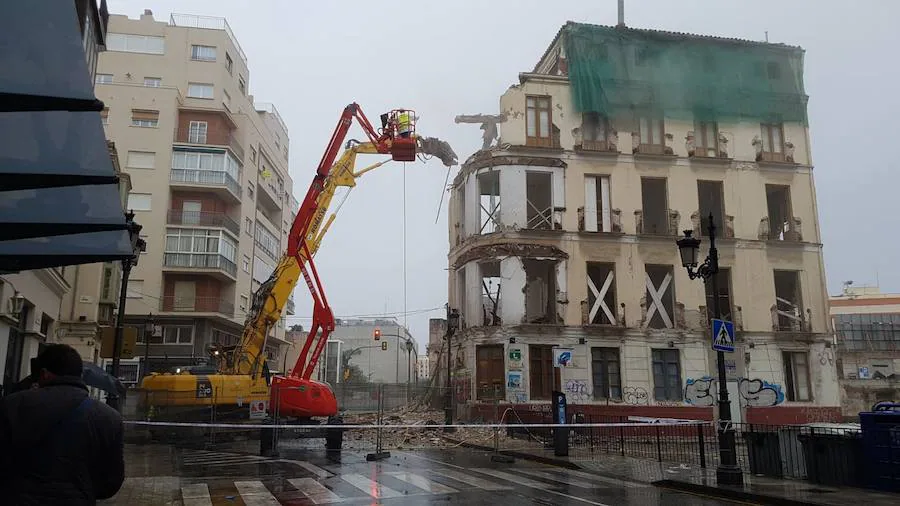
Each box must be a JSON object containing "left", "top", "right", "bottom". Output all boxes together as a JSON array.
[
  {"left": 442, "top": 437, "right": 582, "bottom": 470},
  {"left": 653, "top": 479, "right": 821, "bottom": 506}
]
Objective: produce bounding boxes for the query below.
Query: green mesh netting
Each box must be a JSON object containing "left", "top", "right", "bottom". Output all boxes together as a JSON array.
[{"left": 563, "top": 24, "right": 808, "bottom": 124}]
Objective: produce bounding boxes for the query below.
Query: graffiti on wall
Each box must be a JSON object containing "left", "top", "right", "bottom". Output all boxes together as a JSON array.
[
  {"left": 623, "top": 386, "right": 649, "bottom": 405},
  {"left": 564, "top": 379, "right": 589, "bottom": 403},
  {"left": 452, "top": 373, "right": 471, "bottom": 403},
  {"left": 684, "top": 376, "right": 716, "bottom": 407},
  {"left": 684, "top": 376, "right": 785, "bottom": 407},
  {"left": 739, "top": 378, "right": 785, "bottom": 406}
]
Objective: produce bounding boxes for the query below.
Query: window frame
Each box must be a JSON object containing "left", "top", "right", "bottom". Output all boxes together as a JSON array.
[
  {"left": 760, "top": 122, "right": 785, "bottom": 155},
  {"left": 190, "top": 44, "right": 217, "bottom": 62},
  {"left": 475, "top": 344, "right": 506, "bottom": 400},
  {"left": 187, "top": 82, "right": 214, "bottom": 100},
  {"left": 651, "top": 348, "right": 682, "bottom": 401},
  {"left": 143, "top": 77, "right": 161, "bottom": 88},
  {"left": 525, "top": 95, "right": 553, "bottom": 147},
  {"left": 126, "top": 151, "right": 155, "bottom": 170},
  {"left": 591, "top": 347, "right": 622, "bottom": 400},
  {"left": 127, "top": 192, "right": 152, "bottom": 211},
  {"left": 95, "top": 73, "right": 113, "bottom": 84},
  {"left": 783, "top": 351, "right": 812, "bottom": 401},
  {"left": 529, "top": 344, "right": 560, "bottom": 400},
  {"left": 188, "top": 120, "right": 208, "bottom": 144}
]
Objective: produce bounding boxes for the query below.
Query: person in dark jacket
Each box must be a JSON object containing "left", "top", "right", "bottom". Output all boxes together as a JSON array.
[{"left": 0, "top": 344, "right": 125, "bottom": 505}]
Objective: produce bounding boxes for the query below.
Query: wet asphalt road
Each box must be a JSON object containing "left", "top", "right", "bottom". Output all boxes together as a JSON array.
[{"left": 105, "top": 443, "right": 747, "bottom": 505}]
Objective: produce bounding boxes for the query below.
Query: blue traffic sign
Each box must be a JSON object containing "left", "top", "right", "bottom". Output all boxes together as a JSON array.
[{"left": 711, "top": 318, "right": 735, "bottom": 353}]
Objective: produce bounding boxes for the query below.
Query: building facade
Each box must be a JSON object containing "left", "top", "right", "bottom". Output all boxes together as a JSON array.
[
  {"left": 831, "top": 284, "right": 900, "bottom": 419},
  {"left": 447, "top": 22, "right": 839, "bottom": 424},
  {"left": 94, "top": 10, "right": 297, "bottom": 381}
]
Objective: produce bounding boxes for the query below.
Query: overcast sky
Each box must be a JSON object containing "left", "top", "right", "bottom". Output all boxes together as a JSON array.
[{"left": 109, "top": 0, "right": 900, "bottom": 350}]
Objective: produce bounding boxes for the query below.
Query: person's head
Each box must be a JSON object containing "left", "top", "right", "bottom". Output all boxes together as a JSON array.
[{"left": 34, "top": 344, "right": 83, "bottom": 385}]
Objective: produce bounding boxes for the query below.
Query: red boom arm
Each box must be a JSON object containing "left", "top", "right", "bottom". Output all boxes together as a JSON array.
[{"left": 288, "top": 103, "right": 392, "bottom": 380}]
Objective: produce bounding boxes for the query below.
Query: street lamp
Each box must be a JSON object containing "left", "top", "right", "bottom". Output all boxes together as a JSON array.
[
  {"left": 675, "top": 214, "right": 743, "bottom": 487},
  {"left": 445, "top": 306, "right": 460, "bottom": 429},
  {"left": 140, "top": 313, "right": 155, "bottom": 382},
  {"left": 405, "top": 339, "right": 414, "bottom": 388},
  {"left": 109, "top": 211, "right": 146, "bottom": 411}
]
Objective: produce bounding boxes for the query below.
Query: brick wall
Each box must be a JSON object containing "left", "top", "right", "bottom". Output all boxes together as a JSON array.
[{"left": 176, "top": 111, "right": 233, "bottom": 146}]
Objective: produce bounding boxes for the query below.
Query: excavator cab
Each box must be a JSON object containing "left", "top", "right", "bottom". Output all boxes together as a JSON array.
[{"left": 384, "top": 108, "right": 417, "bottom": 162}]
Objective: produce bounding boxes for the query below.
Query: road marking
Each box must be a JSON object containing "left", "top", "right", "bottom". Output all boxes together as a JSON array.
[
  {"left": 286, "top": 460, "right": 333, "bottom": 478},
  {"left": 340, "top": 473, "right": 403, "bottom": 499},
  {"left": 563, "top": 469, "right": 648, "bottom": 488},
  {"left": 404, "top": 454, "right": 612, "bottom": 506},
  {"left": 234, "top": 480, "right": 280, "bottom": 506},
  {"left": 287, "top": 478, "right": 344, "bottom": 504},
  {"left": 472, "top": 468, "right": 556, "bottom": 489},
  {"left": 180, "top": 483, "right": 212, "bottom": 506},
  {"left": 385, "top": 472, "right": 458, "bottom": 494},
  {"left": 516, "top": 469, "right": 598, "bottom": 488},
  {"left": 429, "top": 468, "right": 513, "bottom": 490}
]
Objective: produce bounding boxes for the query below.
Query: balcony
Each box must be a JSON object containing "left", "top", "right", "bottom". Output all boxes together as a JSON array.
[
  {"left": 163, "top": 252, "right": 237, "bottom": 280},
  {"left": 257, "top": 175, "right": 284, "bottom": 212},
  {"left": 170, "top": 169, "right": 241, "bottom": 203},
  {"left": 160, "top": 296, "right": 234, "bottom": 317},
  {"left": 167, "top": 209, "right": 239, "bottom": 236},
  {"left": 173, "top": 127, "right": 245, "bottom": 161}
]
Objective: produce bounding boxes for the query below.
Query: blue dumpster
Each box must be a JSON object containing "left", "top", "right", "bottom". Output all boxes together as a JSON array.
[{"left": 859, "top": 402, "right": 900, "bottom": 492}]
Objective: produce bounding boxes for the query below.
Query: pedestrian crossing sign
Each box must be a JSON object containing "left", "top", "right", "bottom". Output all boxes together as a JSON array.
[{"left": 711, "top": 318, "right": 735, "bottom": 353}]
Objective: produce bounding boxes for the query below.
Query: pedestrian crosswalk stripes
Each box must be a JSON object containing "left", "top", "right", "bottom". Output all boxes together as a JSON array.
[
  {"left": 234, "top": 481, "right": 281, "bottom": 506},
  {"left": 169, "top": 460, "right": 633, "bottom": 504},
  {"left": 287, "top": 478, "right": 344, "bottom": 505}
]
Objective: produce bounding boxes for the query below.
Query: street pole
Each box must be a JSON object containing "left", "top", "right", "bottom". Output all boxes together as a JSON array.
[
  {"left": 444, "top": 304, "right": 453, "bottom": 429},
  {"left": 108, "top": 257, "right": 131, "bottom": 411},
  {"left": 706, "top": 215, "right": 743, "bottom": 486},
  {"left": 140, "top": 313, "right": 153, "bottom": 383}
]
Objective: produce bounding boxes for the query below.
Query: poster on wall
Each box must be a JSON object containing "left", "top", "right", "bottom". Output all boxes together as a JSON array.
[
  {"left": 508, "top": 347, "right": 523, "bottom": 370},
  {"left": 507, "top": 371, "right": 523, "bottom": 389},
  {"left": 553, "top": 347, "right": 574, "bottom": 368}
]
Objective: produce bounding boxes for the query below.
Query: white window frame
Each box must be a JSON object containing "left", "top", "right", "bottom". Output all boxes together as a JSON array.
[
  {"left": 254, "top": 222, "right": 279, "bottom": 258},
  {"left": 188, "top": 121, "right": 208, "bottom": 143},
  {"left": 163, "top": 325, "right": 193, "bottom": 345},
  {"left": 222, "top": 89, "right": 231, "bottom": 110},
  {"left": 242, "top": 256, "right": 250, "bottom": 273},
  {"left": 143, "top": 77, "right": 161, "bottom": 87},
  {"left": 95, "top": 73, "right": 113, "bottom": 84},
  {"left": 190, "top": 45, "right": 217, "bottom": 62},
  {"left": 171, "top": 150, "right": 241, "bottom": 181},
  {"left": 165, "top": 228, "right": 237, "bottom": 263},
  {"left": 127, "top": 192, "right": 152, "bottom": 211},
  {"left": 126, "top": 151, "right": 155, "bottom": 170},
  {"left": 584, "top": 175, "right": 611, "bottom": 232},
  {"left": 126, "top": 280, "right": 143, "bottom": 299},
  {"left": 187, "top": 82, "right": 214, "bottom": 99}
]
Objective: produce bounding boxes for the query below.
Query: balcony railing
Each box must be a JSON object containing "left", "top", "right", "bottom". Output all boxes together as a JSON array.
[
  {"left": 170, "top": 169, "right": 241, "bottom": 199},
  {"left": 167, "top": 210, "right": 240, "bottom": 236},
  {"left": 173, "top": 127, "right": 245, "bottom": 160},
  {"left": 160, "top": 296, "right": 234, "bottom": 316},
  {"left": 163, "top": 252, "right": 237, "bottom": 277}
]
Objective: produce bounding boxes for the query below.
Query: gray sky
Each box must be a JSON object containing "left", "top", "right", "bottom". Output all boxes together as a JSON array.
[{"left": 109, "top": 0, "right": 900, "bottom": 349}]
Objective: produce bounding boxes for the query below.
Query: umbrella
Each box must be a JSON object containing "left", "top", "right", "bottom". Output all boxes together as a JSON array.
[{"left": 82, "top": 361, "right": 126, "bottom": 396}]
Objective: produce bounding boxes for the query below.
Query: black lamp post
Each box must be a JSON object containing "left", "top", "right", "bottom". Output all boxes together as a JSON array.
[
  {"left": 444, "top": 305, "right": 460, "bottom": 429},
  {"left": 140, "top": 313, "right": 154, "bottom": 383},
  {"left": 108, "top": 211, "right": 145, "bottom": 411},
  {"left": 405, "top": 339, "right": 414, "bottom": 387},
  {"left": 676, "top": 213, "right": 743, "bottom": 487}
]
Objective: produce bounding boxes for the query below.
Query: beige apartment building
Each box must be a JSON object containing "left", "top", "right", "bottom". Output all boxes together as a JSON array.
[
  {"left": 93, "top": 10, "right": 299, "bottom": 381},
  {"left": 448, "top": 22, "right": 840, "bottom": 424},
  {"left": 830, "top": 284, "right": 900, "bottom": 419}
]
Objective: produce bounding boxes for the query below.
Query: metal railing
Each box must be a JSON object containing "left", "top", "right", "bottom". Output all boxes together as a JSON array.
[
  {"left": 163, "top": 252, "right": 237, "bottom": 277},
  {"left": 169, "top": 13, "right": 247, "bottom": 65},
  {"left": 254, "top": 102, "right": 289, "bottom": 136},
  {"left": 166, "top": 210, "right": 240, "bottom": 236},
  {"left": 160, "top": 296, "right": 235, "bottom": 316},
  {"left": 169, "top": 169, "right": 241, "bottom": 199}
]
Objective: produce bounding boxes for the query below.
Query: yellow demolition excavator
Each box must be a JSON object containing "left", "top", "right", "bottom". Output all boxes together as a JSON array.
[{"left": 138, "top": 104, "right": 456, "bottom": 447}]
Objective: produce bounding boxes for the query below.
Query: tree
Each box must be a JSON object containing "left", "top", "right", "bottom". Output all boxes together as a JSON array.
[{"left": 341, "top": 347, "right": 369, "bottom": 384}]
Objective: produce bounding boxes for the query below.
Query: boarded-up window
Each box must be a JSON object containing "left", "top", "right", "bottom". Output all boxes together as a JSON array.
[
  {"left": 587, "top": 262, "right": 616, "bottom": 325},
  {"left": 645, "top": 265, "right": 675, "bottom": 329},
  {"left": 476, "top": 345, "right": 505, "bottom": 400}
]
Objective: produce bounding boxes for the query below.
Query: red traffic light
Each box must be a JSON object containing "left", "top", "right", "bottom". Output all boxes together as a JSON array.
[{"left": 374, "top": 328, "right": 381, "bottom": 340}]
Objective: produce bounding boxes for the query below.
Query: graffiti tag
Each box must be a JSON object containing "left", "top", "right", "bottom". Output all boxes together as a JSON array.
[
  {"left": 623, "top": 386, "right": 649, "bottom": 406},
  {"left": 564, "top": 379, "right": 589, "bottom": 403},
  {"left": 684, "top": 376, "right": 785, "bottom": 407},
  {"left": 817, "top": 349, "right": 834, "bottom": 366}
]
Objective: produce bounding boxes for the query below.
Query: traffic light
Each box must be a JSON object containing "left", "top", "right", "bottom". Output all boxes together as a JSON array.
[
  {"left": 381, "top": 341, "right": 388, "bottom": 351},
  {"left": 374, "top": 328, "right": 381, "bottom": 340}
]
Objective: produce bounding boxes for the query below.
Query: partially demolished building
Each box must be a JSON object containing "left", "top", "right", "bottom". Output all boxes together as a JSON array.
[{"left": 447, "top": 22, "right": 840, "bottom": 424}]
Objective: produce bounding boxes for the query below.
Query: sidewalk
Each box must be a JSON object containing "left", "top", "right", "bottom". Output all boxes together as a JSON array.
[{"left": 448, "top": 438, "right": 900, "bottom": 506}]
